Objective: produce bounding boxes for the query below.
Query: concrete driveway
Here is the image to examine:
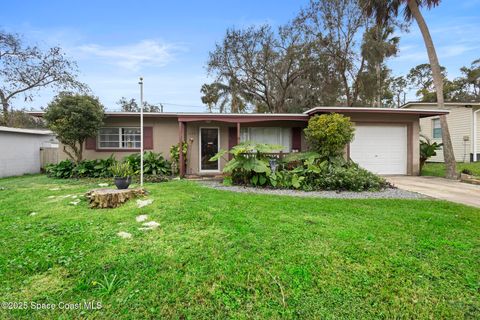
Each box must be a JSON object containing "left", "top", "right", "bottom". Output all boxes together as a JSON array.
[{"left": 386, "top": 176, "right": 480, "bottom": 208}]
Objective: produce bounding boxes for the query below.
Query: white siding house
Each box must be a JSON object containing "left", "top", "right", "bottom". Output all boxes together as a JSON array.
[
  {"left": 0, "top": 126, "right": 57, "bottom": 178},
  {"left": 402, "top": 102, "right": 480, "bottom": 163}
]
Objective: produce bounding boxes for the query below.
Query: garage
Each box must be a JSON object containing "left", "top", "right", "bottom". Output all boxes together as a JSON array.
[{"left": 350, "top": 124, "right": 408, "bottom": 175}]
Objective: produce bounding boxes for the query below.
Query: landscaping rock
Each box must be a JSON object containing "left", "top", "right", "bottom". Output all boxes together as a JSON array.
[
  {"left": 85, "top": 188, "right": 147, "bottom": 209},
  {"left": 139, "top": 221, "right": 159, "bottom": 231},
  {"left": 117, "top": 231, "right": 132, "bottom": 239},
  {"left": 136, "top": 214, "right": 148, "bottom": 222},
  {"left": 136, "top": 199, "right": 153, "bottom": 208}
]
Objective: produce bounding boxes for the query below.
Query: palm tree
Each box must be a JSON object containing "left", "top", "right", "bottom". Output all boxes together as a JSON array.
[{"left": 361, "top": 0, "right": 457, "bottom": 179}]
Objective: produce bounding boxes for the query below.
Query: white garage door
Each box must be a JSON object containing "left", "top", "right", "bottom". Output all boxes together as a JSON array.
[{"left": 350, "top": 124, "right": 407, "bottom": 175}]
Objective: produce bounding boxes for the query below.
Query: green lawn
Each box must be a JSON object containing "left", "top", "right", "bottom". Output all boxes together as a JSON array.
[
  {"left": 0, "top": 175, "right": 479, "bottom": 319},
  {"left": 422, "top": 162, "right": 480, "bottom": 177}
]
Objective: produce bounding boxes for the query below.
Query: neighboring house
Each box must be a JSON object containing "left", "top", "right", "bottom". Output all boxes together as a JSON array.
[
  {"left": 402, "top": 102, "right": 480, "bottom": 163},
  {"left": 0, "top": 126, "right": 58, "bottom": 178},
  {"left": 30, "top": 107, "right": 447, "bottom": 176}
]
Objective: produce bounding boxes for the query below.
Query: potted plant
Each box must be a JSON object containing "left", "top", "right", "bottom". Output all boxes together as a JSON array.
[{"left": 110, "top": 162, "right": 134, "bottom": 189}]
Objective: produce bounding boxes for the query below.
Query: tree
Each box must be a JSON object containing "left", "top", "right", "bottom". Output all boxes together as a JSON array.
[
  {"left": 407, "top": 63, "right": 447, "bottom": 101},
  {"left": 200, "top": 83, "right": 220, "bottom": 112},
  {"left": 0, "top": 31, "right": 86, "bottom": 125},
  {"left": 45, "top": 93, "right": 104, "bottom": 163},
  {"left": 207, "top": 24, "right": 315, "bottom": 113},
  {"left": 361, "top": 0, "right": 457, "bottom": 179},
  {"left": 116, "top": 97, "right": 163, "bottom": 112},
  {"left": 6, "top": 109, "right": 46, "bottom": 129},
  {"left": 360, "top": 23, "right": 400, "bottom": 107},
  {"left": 389, "top": 76, "right": 408, "bottom": 107}
]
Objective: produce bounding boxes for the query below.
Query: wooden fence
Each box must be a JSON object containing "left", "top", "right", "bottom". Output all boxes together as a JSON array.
[{"left": 40, "top": 147, "right": 58, "bottom": 169}]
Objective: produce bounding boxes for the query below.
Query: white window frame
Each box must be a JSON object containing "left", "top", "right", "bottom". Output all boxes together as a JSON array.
[
  {"left": 432, "top": 118, "right": 442, "bottom": 139},
  {"left": 199, "top": 127, "right": 220, "bottom": 173},
  {"left": 97, "top": 127, "right": 141, "bottom": 150}
]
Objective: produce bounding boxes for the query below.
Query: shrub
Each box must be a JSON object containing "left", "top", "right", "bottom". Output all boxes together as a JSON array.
[
  {"left": 124, "top": 151, "right": 171, "bottom": 175},
  {"left": 170, "top": 142, "right": 188, "bottom": 175},
  {"left": 420, "top": 137, "right": 442, "bottom": 171},
  {"left": 45, "top": 160, "right": 76, "bottom": 178},
  {"left": 304, "top": 113, "right": 355, "bottom": 161}
]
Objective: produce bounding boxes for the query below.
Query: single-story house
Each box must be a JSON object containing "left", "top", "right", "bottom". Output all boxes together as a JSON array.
[
  {"left": 30, "top": 107, "right": 448, "bottom": 176},
  {"left": 0, "top": 126, "right": 58, "bottom": 178},
  {"left": 402, "top": 102, "right": 480, "bottom": 162}
]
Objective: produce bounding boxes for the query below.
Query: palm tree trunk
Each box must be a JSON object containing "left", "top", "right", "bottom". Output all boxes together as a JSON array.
[{"left": 408, "top": 0, "right": 457, "bottom": 179}]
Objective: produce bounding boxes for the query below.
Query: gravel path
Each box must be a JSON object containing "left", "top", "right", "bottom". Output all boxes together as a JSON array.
[{"left": 199, "top": 181, "right": 429, "bottom": 199}]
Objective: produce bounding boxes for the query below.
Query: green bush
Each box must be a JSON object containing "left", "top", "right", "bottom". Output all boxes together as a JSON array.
[
  {"left": 45, "top": 152, "right": 171, "bottom": 180},
  {"left": 304, "top": 113, "right": 355, "bottom": 161},
  {"left": 124, "top": 151, "right": 171, "bottom": 175},
  {"left": 45, "top": 160, "right": 76, "bottom": 179}
]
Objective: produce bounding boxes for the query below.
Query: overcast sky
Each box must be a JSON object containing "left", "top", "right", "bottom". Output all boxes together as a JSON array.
[{"left": 2, "top": 0, "right": 479, "bottom": 112}]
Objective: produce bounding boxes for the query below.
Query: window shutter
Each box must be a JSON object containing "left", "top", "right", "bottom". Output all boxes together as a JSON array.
[
  {"left": 292, "top": 127, "right": 302, "bottom": 151},
  {"left": 85, "top": 136, "right": 97, "bottom": 150},
  {"left": 144, "top": 127, "right": 153, "bottom": 149}
]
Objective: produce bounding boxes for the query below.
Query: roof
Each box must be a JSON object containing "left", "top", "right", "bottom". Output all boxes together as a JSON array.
[
  {"left": 28, "top": 106, "right": 449, "bottom": 121},
  {"left": 304, "top": 106, "right": 449, "bottom": 118},
  {"left": 0, "top": 126, "right": 53, "bottom": 135},
  {"left": 402, "top": 102, "right": 480, "bottom": 108}
]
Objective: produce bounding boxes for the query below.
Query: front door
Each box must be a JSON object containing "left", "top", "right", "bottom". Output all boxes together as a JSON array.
[{"left": 200, "top": 128, "right": 219, "bottom": 172}]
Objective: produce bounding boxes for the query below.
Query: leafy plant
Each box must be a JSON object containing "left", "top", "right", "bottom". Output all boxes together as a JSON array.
[
  {"left": 45, "top": 160, "right": 76, "bottom": 179},
  {"left": 420, "top": 137, "right": 443, "bottom": 172},
  {"left": 124, "top": 151, "right": 171, "bottom": 175},
  {"left": 304, "top": 113, "right": 355, "bottom": 161},
  {"left": 170, "top": 142, "right": 188, "bottom": 175},
  {"left": 110, "top": 162, "right": 134, "bottom": 178},
  {"left": 211, "top": 141, "right": 283, "bottom": 186}
]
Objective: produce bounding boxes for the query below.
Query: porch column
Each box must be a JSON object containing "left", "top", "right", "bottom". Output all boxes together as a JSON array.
[
  {"left": 178, "top": 121, "right": 185, "bottom": 177},
  {"left": 236, "top": 122, "right": 240, "bottom": 145}
]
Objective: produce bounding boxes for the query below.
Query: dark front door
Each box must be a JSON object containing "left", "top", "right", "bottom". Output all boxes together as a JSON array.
[{"left": 200, "top": 128, "right": 219, "bottom": 171}]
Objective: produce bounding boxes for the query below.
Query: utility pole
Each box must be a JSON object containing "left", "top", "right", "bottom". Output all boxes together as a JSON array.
[{"left": 139, "top": 77, "right": 144, "bottom": 187}]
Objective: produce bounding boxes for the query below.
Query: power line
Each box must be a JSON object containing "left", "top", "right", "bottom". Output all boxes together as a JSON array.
[{"left": 155, "top": 102, "right": 206, "bottom": 109}]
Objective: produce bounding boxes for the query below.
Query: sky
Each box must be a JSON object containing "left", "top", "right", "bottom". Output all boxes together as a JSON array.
[{"left": 1, "top": 0, "right": 479, "bottom": 112}]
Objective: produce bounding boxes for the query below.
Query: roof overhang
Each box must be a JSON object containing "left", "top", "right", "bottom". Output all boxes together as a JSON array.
[
  {"left": 401, "top": 102, "right": 480, "bottom": 109},
  {"left": 0, "top": 126, "right": 53, "bottom": 135},
  {"left": 303, "top": 106, "right": 449, "bottom": 118},
  {"left": 28, "top": 111, "right": 309, "bottom": 123}
]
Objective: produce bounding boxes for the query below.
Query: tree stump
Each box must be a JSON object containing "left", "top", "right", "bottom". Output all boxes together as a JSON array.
[{"left": 85, "top": 188, "right": 147, "bottom": 209}]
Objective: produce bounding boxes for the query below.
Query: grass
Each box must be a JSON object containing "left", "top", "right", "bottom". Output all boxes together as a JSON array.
[
  {"left": 0, "top": 175, "right": 479, "bottom": 319},
  {"left": 422, "top": 162, "right": 480, "bottom": 177}
]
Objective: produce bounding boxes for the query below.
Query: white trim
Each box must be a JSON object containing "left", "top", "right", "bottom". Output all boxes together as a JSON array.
[
  {"left": 473, "top": 109, "right": 480, "bottom": 161},
  {"left": 199, "top": 127, "right": 220, "bottom": 173},
  {"left": 97, "top": 126, "right": 141, "bottom": 150}
]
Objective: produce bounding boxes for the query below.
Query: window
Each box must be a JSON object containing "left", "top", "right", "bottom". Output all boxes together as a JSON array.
[
  {"left": 98, "top": 127, "right": 141, "bottom": 149},
  {"left": 432, "top": 119, "right": 442, "bottom": 139},
  {"left": 240, "top": 127, "right": 291, "bottom": 152}
]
